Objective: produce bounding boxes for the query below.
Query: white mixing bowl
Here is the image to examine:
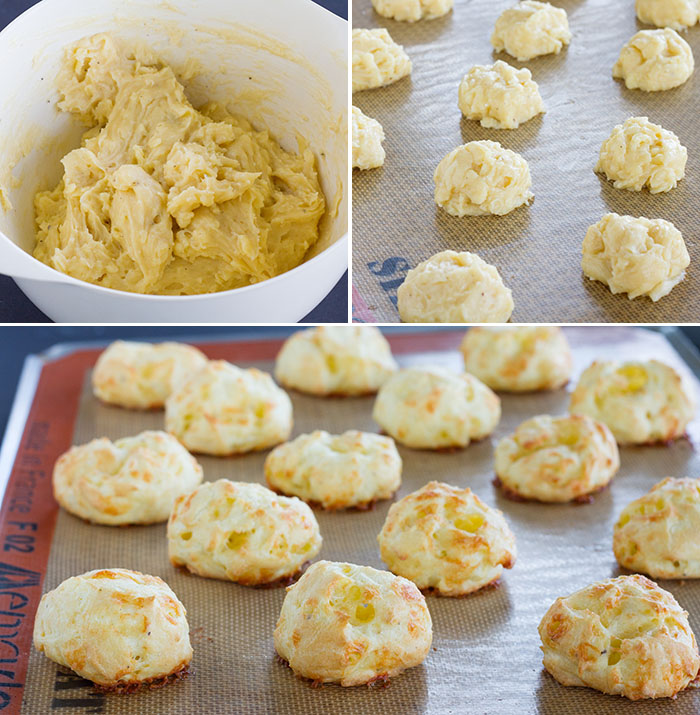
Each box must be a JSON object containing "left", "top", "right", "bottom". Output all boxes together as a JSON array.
[{"left": 0, "top": 0, "right": 348, "bottom": 322}]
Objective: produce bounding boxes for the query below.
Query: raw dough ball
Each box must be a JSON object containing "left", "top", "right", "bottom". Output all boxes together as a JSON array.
[
  {"left": 569, "top": 360, "right": 694, "bottom": 445},
  {"left": 494, "top": 414, "right": 620, "bottom": 503},
  {"left": 491, "top": 1, "right": 571, "bottom": 61},
  {"left": 378, "top": 481, "right": 516, "bottom": 595},
  {"left": 92, "top": 340, "right": 208, "bottom": 409},
  {"left": 352, "top": 106, "right": 385, "bottom": 169},
  {"left": 397, "top": 250, "right": 514, "bottom": 323},
  {"left": 539, "top": 574, "right": 700, "bottom": 700},
  {"left": 614, "top": 477, "right": 700, "bottom": 579},
  {"left": 352, "top": 28, "right": 412, "bottom": 92},
  {"left": 371, "top": 0, "right": 453, "bottom": 21},
  {"left": 33, "top": 34, "right": 325, "bottom": 295},
  {"left": 372, "top": 366, "right": 501, "bottom": 449},
  {"left": 636, "top": 0, "right": 700, "bottom": 30},
  {"left": 458, "top": 60, "right": 545, "bottom": 129},
  {"left": 265, "top": 430, "right": 402, "bottom": 510},
  {"left": 613, "top": 29, "right": 694, "bottom": 91},
  {"left": 434, "top": 141, "right": 533, "bottom": 217},
  {"left": 34, "top": 569, "right": 192, "bottom": 687},
  {"left": 165, "top": 361, "right": 292, "bottom": 455},
  {"left": 460, "top": 326, "right": 572, "bottom": 392},
  {"left": 275, "top": 326, "right": 397, "bottom": 396},
  {"left": 274, "top": 560, "right": 432, "bottom": 686},
  {"left": 167, "top": 480, "right": 321, "bottom": 585},
  {"left": 53, "top": 431, "right": 203, "bottom": 525},
  {"left": 595, "top": 117, "right": 687, "bottom": 194},
  {"left": 582, "top": 213, "right": 689, "bottom": 302}
]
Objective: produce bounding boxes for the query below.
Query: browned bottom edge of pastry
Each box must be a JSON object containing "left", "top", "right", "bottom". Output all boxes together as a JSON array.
[
  {"left": 173, "top": 561, "right": 310, "bottom": 588},
  {"left": 492, "top": 476, "right": 610, "bottom": 505},
  {"left": 421, "top": 578, "right": 501, "bottom": 599},
  {"left": 93, "top": 662, "right": 190, "bottom": 693},
  {"left": 275, "top": 655, "right": 391, "bottom": 689}
]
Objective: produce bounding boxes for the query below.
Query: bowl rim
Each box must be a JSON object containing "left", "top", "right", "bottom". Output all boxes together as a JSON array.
[
  {"left": 1, "top": 232, "right": 348, "bottom": 300},
  {"left": 0, "top": 0, "right": 349, "bottom": 303}
]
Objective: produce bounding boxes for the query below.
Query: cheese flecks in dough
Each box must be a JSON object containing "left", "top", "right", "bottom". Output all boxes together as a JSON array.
[
  {"left": 595, "top": 117, "right": 687, "bottom": 194},
  {"left": 397, "top": 250, "right": 514, "bottom": 323},
  {"left": 458, "top": 61, "right": 545, "bottom": 130},
  {"left": 33, "top": 34, "right": 325, "bottom": 295},
  {"left": 434, "top": 141, "right": 533, "bottom": 217},
  {"left": 352, "top": 29, "right": 412, "bottom": 92},
  {"left": 613, "top": 29, "right": 694, "bottom": 92},
  {"left": 636, "top": 0, "right": 700, "bottom": 31},
  {"left": 352, "top": 107, "right": 385, "bottom": 170},
  {"left": 371, "top": 0, "right": 453, "bottom": 22},
  {"left": 491, "top": 1, "right": 571, "bottom": 62},
  {"left": 582, "top": 213, "right": 689, "bottom": 302}
]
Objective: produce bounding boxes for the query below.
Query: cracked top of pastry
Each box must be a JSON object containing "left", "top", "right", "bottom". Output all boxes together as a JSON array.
[{"left": 33, "top": 33, "right": 325, "bottom": 295}]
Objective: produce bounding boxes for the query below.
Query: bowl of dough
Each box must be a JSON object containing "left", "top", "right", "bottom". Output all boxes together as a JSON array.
[{"left": 0, "top": 0, "right": 347, "bottom": 322}]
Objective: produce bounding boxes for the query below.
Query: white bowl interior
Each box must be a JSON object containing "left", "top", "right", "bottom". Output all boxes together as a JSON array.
[{"left": 0, "top": 0, "right": 348, "bottom": 276}]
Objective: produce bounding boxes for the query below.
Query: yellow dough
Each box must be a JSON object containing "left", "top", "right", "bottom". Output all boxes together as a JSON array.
[
  {"left": 352, "top": 29, "right": 412, "bottom": 92},
  {"left": 491, "top": 1, "right": 571, "bottom": 62},
  {"left": 595, "top": 117, "right": 687, "bottom": 194},
  {"left": 636, "top": 0, "right": 700, "bottom": 30},
  {"left": 371, "top": 0, "right": 453, "bottom": 22},
  {"left": 352, "top": 106, "right": 386, "bottom": 170},
  {"left": 434, "top": 141, "right": 533, "bottom": 217},
  {"left": 458, "top": 61, "right": 545, "bottom": 130},
  {"left": 582, "top": 213, "right": 689, "bottom": 302},
  {"left": 397, "top": 250, "right": 514, "bottom": 323},
  {"left": 613, "top": 29, "right": 694, "bottom": 92},
  {"left": 33, "top": 34, "right": 325, "bottom": 295}
]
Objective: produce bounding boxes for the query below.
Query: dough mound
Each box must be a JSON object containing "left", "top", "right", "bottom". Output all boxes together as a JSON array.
[
  {"left": 33, "top": 34, "right": 324, "bottom": 295},
  {"left": 372, "top": 0, "right": 453, "bottom": 21},
  {"left": 165, "top": 361, "right": 292, "bottom": 455},
  {"left": 265, "top": 430, "right": 402, "bottom": 510},
  {"left": 92, "top": 340, "right": 208, "bottom": 409},
  {"left": 275, "top": 326, "right": 397, "bottom": 396},
  {"left": 613, "top": 29, "right": 694, "bottom": 91},
  {"left": 636, "top": 0, "right": 700, "bottom": 30},
  {"left": 458, "top": 60, "right": 545, "bottom": 129},
  {"left": 378, "top": 481, "right": 516, "bottom": 595},
  {"left": 460, "top": 326, "right": 572, "bottom": 392},
  {"left": 569, "top": 360, "right": 694, "bottom": 445},
  {"left": 397, "top": 250, "right": 514, "bottom": 323},
  {"left": 53, "top": 431, "right": 203, "bottom": 525},
  {"left": 352, "top": 28, "right": 412, "bottom": 92},
  {"left": 373, "top": 366, "right": 501, "bottom": 449},
  {"left": 539, "top": 574, "right": 700, "bottom": 700},
  {"left": 352, "top": 106, "right": 385, "bottom": 170},
  {"left": 614, "top": 477, "right": 700, "bottom": 579},
  {"left": 33, "top": 569, "right": 192, "bottom": 687},
  {"left": 582, "top": 213, "right": 689, "bottom": 302},
  {"left": 494, "top": 414, "right": 619, "bottom": 503},
  {"left": 434, "top": 140, "right": 533, "bottom": 217},
  {"left": 274, "top": 560, "right": 432, "bottom": 686},
  {"left": 168, "top": 479, "right": 321, "bottom": 585},
  {"left": 595, "top": 117, "right": 687, "bottom": 194},
  {"left": 491, "top": 1, "right": 571, "bottom": 61}
]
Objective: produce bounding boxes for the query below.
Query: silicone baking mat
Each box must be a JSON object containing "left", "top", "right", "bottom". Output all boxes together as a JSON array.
[
  {"left": 352, "top": 0, "right": 700, "bottom": 323},
  {"left": 3, "top": 328, "right": 700, "bottom": 714}
]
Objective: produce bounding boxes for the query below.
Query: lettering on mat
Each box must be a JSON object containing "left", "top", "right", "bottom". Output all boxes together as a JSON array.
[{"left": 367, "top": 258, "right": 411, "bottom": 308}]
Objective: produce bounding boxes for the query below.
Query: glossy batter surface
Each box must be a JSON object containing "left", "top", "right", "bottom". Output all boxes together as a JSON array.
[{"left": 34, "top": 34, "right": 325, "bottom": 294}]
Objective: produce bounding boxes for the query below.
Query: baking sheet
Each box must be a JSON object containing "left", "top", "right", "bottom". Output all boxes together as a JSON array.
[
  {"left": 12, "top": 327, "right": 700, "bottom": 714},
  {"left": 351, "top": 0, "right": 700, "bottom": 323}
]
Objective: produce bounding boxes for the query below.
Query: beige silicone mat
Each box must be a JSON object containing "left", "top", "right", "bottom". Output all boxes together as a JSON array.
[
  {"left": 352, "top": 0, "right": 700, "bottom": 323},
  {"left": 21, "top": 327, "right": 700, "bottom": 714}
]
